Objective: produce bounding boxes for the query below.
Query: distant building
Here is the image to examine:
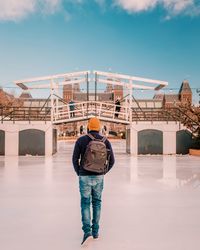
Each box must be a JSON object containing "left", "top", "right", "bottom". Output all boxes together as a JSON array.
[
  {"left": 113, "top": 85, "right": 123, "bottom": 100},
  {"left": 16, "top": 79, "right": 192, "bottom": 111},
  {"left": 63, "top": 78, "right": 123, "bottom": 103},
  {"left": 19, "top": 90, "right": 33, "bottom": 99},
  {"left": 63, "top": 81, "right": 73, "bottom": 103},
  {"left": 163, "top": 94, "right": 181, "bottom": 108},
  {"left": 178, "top": 80, "right": 192, "bottom": 105},
  {"left": 153, "top": 93, "right": 164, "bottom": 101},
  {"left": 153, "top": 80, "right": 192, "bottom": 108}
]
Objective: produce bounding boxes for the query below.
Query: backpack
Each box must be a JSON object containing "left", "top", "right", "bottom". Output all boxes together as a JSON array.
[{"left": 83, "top": 134, "right": 109, "bottom": 174}]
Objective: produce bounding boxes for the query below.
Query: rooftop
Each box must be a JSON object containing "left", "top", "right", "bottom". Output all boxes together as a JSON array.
[
  {"left": 179, "top": 80, "right": 192, "bottom": 94},
  {"left": 164, "top": 94, "right": 180, "bottom": 102}
]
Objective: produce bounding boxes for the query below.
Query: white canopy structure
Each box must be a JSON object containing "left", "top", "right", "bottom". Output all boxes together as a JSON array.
[
  {"left": 94, "top": 70, "right": 168, "bottom": 91},
  {"left": 14, "top": 71, "right": 90, "bottom": 90},
  {"left": 14, "top": 70, "right": 168, "bottom": 123},
  {"left": 14, "top": 70, "right": 168, "bottom": 91}
]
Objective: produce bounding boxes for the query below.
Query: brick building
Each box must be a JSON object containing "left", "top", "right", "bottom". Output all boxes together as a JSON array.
[
  {"left": 162, "top": 80, "right": 192, "bottom": 108},
  {"left": 63, "top": 80, "right": 123, "bottom": 103}
]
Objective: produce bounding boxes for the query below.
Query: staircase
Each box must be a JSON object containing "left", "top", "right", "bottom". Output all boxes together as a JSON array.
[{"left": 165, "top": 106, "right": 200, "bottom": 137}]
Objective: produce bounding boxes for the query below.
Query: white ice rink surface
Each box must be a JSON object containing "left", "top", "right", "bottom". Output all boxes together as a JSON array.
[{"left": 0, "top": 140, "right": 200, "bottom": 250}]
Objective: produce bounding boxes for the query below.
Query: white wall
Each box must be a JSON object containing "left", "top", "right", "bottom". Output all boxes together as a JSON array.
[
  {"left": 127, "top": 121, "right": 186, "bottom": 155},
  {"left": 0, "top": 121, "right": 53, "bottom": 156}
]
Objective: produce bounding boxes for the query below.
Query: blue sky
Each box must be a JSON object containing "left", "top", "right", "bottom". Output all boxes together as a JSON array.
[{"left": 0, "top": 0, "right": 200, "bottom": 103}]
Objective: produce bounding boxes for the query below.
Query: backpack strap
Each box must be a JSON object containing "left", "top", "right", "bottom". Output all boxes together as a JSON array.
[
  {"left": 87, "top": 133, "right": 106, "bottom": 143},
  {"left": 101, "top": 137, "right": 107, "bottom": 143},
  {"left": 87, "top": 133, "right": 95, "bottom": 140}
]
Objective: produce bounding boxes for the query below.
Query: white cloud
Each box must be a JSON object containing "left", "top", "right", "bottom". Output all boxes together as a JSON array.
[
  {"left": 0, "top": 0, "right": 35, "bottom": 21},
  {"left": 114, "top": 0, "right": 158, "bottom": 12},
  {"left": 0, "top": 0, "right": 199, "bottom": 21},
  {"left": 114, "top": 0, "right": 197, "bottom": 16},
  {"left": 0, "top": 0, "right": 62, "bottom": 21},
  {"left": 163, "top": 0, "right": 194, "bottom": 14}
]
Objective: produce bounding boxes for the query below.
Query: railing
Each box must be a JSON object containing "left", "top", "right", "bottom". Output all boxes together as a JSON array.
[
  {"left": 53, "top": 101, "right": 199, "bottom": 131},
  {"left": 165, "top": 107, "right": 200, "bottom": 135},
  {"left": 131, "top": 108, "right": 176, "bottom": 122},
  {"left": 53, "top": 101, "right": 130, "bottom": 124},
  {"left": 1, "top": 102, "right": 199, "bottom": 137},
  {"left": 0, "top": 106, "right": 51, "bottom": 122},
  {"left": 131, "top": 107, "right": 199, "bottom": 136}
]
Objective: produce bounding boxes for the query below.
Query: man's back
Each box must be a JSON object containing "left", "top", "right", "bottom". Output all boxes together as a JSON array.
[{"left": 72, "top": 131, "right": 115, "bottom": 176}]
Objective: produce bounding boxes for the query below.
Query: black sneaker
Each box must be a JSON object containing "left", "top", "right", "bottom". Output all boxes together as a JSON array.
[
  {"left": 93, "top": 234, "right": 99, "bottom": 240},
  {"left": 81, "top": 233, "right": 92, "bottom": 246}
]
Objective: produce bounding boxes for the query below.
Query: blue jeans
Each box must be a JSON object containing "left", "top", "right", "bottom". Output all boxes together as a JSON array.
[{"left": 79, "top": 175, "right": 104, "bottom": 236}]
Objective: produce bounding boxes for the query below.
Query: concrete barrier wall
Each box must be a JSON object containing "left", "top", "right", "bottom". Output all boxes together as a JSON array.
[
  {"left": 0, "top": 121, "right": 193, "bottom": 156},
  {"left": 0, "top": 122, "right": 56, "bottom": 156},
  {"left": 127, "top": 122, "right": 192, "bottom": 155}
]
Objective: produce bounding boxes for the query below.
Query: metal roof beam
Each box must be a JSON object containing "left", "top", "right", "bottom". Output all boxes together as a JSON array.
[
  {"left": 16, "top": 82, "right": 29, "bottom": 90},
  {"left": 99, "top": 79, "right": 155, "bottom": 90},
  {"left": 94, "top": 70, "right": 168, "bottom": 89},
  {"left": 14, "top": 71, "right": 90, "bottom": 88}
]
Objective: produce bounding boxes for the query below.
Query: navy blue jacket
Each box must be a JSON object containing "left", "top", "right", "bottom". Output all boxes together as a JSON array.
[{"left": 72, "top": 131, "right": 115, "bottom": 176}]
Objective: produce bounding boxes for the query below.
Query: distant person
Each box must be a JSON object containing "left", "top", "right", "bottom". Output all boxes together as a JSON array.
[
  {"left": 102, "top": 125, "right": 107, "bottom": 135},
  {"left": 115, "top": 98, "right": 121, "bottom": 118},
  {"left": 69, "top": 99, "right": 75, "bottom": 118},
  {"left": 80, "top": 125, "right": 83, "bottom": 135},
  {"left": 72, "top": 117, "right": 115, "bottom": 246}
]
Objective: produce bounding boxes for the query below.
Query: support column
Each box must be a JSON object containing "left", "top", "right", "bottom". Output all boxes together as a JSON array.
[
  {"left": 126, "top": 125, "right": 137, "bottom": 155},
  {"left": 45, "top": 125, "right": 53, "bottom": 156},
  {"left": 50, "top": 79, "right": 55, "bottom": 123},
  {"left": 163, "top": 131, "right": 176, "bottom": 155},
  {"left": 55, "top": 82, "right": 59, "bottom": 116}
]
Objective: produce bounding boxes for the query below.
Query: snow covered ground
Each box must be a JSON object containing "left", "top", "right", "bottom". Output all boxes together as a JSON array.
[{"left": 0, "top": 140, "right": 200, "bottom": 250}]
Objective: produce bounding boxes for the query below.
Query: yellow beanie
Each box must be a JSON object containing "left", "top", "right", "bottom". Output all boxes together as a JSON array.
[{"left": 88, "top": 117, "right": 101, "bottom": 131}]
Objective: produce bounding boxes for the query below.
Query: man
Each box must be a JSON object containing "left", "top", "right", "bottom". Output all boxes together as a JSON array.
[
  {"left": 69, "top": 99, "right": 75, "bottom": 117},
  {"left": 72, "top": 117, "right": 115, "bottom": 246},
  {"left": 115, "top": 98, "right": 121, "bottom": 118}
]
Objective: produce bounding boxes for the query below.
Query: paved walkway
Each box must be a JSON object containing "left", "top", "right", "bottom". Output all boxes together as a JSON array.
[{"left": 0, "top": 140, "right": 200, "bottom": 250}]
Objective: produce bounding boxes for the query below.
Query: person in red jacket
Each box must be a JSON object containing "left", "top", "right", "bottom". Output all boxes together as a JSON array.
[{"left": 72, "top": 117, "right": 115, "bottom": 246}]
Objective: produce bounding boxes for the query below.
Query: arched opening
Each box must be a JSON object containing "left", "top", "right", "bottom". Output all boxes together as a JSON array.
[
  {"left": 176, "top": 130, "right": 193, "bottom": 155},
  {"left": 19, "top": 129, "right": 45, "bottom": 156},
  {"left": 0, "top": 130, "right": 5, "bottom": 155},
  {"left": 138, "top": 129, "right": 163, "bottom": 154}
]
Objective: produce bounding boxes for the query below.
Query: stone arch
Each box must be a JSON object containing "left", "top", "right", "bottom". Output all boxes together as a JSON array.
[
  {"left": 19, "top": 129, "right": 45, "bottom": 156},
  {"left": 176, "top": 130, "right": 193, "bottom": 155},
  {"left": 0, "top": 130, "right": 5, "bottom": 155},
  {"left": 138, "top": 129, "right": 163, "bottom": 154}
]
